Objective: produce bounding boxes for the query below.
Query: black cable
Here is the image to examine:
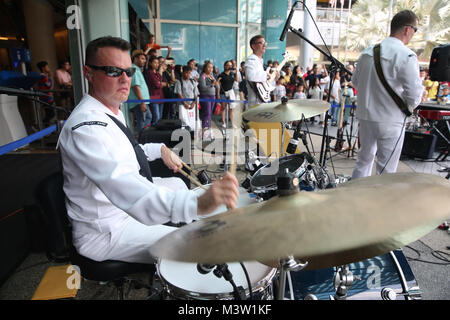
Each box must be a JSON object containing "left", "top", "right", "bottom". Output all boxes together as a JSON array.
[
  {"left": 240, "top": 262, "right": 253, "bottom": 300},
  {"left": 405, "top": 244, "right": 450, "bottom": 265},
  {"left": 379, "top": 116, "right": 408, "bottom": 175}
]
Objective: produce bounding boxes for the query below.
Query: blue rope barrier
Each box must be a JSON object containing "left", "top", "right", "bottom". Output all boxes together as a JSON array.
[
  {"left": 125, "top": 98, "right": 248, "bottom": 104},
  {"left": 331, "top": 104, "right": 355, "bottom": 109},
  {"left": 0, "top": 124, "right": 57, "bottom": 156},
  {"left": 126, "top": 98, "right": 352, "bottom": 107}
]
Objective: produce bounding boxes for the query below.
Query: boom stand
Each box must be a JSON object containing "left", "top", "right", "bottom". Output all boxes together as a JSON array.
[{"left": 287, "top": 27, "right": 353, "bottom": 168}]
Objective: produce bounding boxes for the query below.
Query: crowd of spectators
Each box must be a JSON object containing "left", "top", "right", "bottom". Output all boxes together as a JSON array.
[{"left": 39, "top": 33, "right": 446, "bottom": 137}]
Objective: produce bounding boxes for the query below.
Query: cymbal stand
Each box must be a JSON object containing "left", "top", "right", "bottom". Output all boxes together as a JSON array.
[
  {"left": 277, "top": 256, "right": 308, "bottom": 300},
  {"left": 346, "top": 103, "right": 359, "bottom": 158},
  {"left": 280, "top": 121, "right": 287, "bottom": 157}
]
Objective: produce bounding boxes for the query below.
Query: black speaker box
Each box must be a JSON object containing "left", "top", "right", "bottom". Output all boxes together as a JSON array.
[
  {"left": 429, "top": 44, "right": 450, "bottom": 82},
  {"left": 401, "top": 131, "right": 437, "bottom": 159}
]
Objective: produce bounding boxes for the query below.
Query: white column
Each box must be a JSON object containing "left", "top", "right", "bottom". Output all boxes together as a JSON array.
[
  {"left": 300, "top": 0, "right": 316, "bottom": 69},
  {"left": 22, "top": 0, "right": 58, "bottom": 73}
]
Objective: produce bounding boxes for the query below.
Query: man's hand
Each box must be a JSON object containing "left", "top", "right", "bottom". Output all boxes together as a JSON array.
[
  {"left": 161, "top": 145, "right": 182, "bottom": 173},
  {"left": 140, "top": 103, "right": 147, "bottom": 113},
  {"left": 197, "top": 172, "right": 239, "bottom": 215}
]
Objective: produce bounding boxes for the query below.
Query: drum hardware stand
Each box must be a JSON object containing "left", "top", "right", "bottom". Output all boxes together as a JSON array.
[
  {"left": 331, "top": 265, "right": 360, "bottom": 300},
  {"left": 416, "top": 113, "right": 449, "bottom": 162},
  {"left": 276, "top": 256, "right": 308, "bottom": 300}
]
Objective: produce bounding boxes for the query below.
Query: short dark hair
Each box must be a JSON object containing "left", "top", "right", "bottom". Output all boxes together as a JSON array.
[
  {"left": 202, "top": 60, "right": 213, "bottom": 73},
  {"left": 390, "top": 10, "right": 418, "bottom": 34},
  {"left": 85, "top": 36, "right": 131, "bottom": 65},
  {"left": 148, "top": 56, "right": 159, "bottom": 65},
  {"left": 250, "top": 34, "right": 264, "bottom": 46},
  {"left": 183, "top": 65, "right": 192, "bottom": 72},
  {"left": 37, "top": 61, "right": 48, "bottom": 72}
]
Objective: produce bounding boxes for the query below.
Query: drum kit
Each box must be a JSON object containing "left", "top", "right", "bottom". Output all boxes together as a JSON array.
[{"left": 149, "top": 99, "right": 450, "bottom": 301}]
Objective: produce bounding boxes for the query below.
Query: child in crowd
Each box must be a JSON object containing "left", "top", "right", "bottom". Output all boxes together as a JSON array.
[
  {"left": 174, "top": 66, "right": 200, "bottom": 130},
  {"left": 273, "top": 77, "right": 286, "bottom": 101},
  {"left": 437, "top": 84, "right": 449, "bottom": 104},
  {"left": 293, "top": 84, "right": 307, "bottom": 100}
]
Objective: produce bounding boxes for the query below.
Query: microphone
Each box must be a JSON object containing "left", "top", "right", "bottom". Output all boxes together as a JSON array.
[
  {"left": 197, "top": 263, "right": 216, "bottom": 275},
  {"left": 279, "top": 1, "right": 297, "bottom": 41},
  {"left": 286, "top": 121, "right": 302, "bottom": 154}
]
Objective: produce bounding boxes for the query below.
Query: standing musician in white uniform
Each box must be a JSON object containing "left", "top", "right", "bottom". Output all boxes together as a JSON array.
[
  {"left": 57, "top": 36, "right": 239, "bottom": 264},
  {"left": 351, "top": 10, "right": 424, "bottom": 179},
  {"left": 245, "top": 35, "right": 280, "bottom": 107}
]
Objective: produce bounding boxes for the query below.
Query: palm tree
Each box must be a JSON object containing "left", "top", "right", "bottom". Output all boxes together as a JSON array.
[{"left": 344, "top": 0, "right": 450, "bottom": 60}]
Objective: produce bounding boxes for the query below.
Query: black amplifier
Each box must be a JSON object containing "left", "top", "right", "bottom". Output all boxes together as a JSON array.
[{"left": 401, "top": 131, "right": 437, "bottom": 159}]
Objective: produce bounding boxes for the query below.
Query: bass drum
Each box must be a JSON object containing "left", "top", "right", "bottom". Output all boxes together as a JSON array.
[
  {"left": 157, "top": 260, "right": 277, "bottom": 300},
  {"left": 286, "top": 250, "right": 421, "bottom": 300}
]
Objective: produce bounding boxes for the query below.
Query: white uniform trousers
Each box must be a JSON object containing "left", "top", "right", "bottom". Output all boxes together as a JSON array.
[{"left": 352, "top": 119, "right": 405, "bottom": 179}]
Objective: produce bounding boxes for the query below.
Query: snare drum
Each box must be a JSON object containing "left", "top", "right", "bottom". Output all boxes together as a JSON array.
[{"left": 157, "top": 260, "right": 277, "bottom": 300}]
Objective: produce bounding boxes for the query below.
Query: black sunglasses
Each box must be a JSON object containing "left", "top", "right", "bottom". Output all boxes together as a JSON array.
[
  {"left": 406, "top": 25, "right": 418, "bottom": 33},
  {"left": 87, "top": 65, "right": 136, "bottom": 77}
]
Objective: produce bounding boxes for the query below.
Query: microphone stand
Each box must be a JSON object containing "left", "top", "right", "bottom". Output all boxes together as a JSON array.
[
  {"left": 286, "top": 27, "right": 352, "bottom": 168},
  {"left": 212, "top": 264, "right": 246, "bottom": 300}
]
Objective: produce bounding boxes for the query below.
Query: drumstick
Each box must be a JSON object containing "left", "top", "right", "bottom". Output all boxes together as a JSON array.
[
  {"left": 178, "top": 167, "right": 207, "bottom": 191},
  {"left": 181, "top": 160, "right": 198, "bottom": 175},
  {"left": 228, "top": 102, "right": 242, "bottom": 176}
]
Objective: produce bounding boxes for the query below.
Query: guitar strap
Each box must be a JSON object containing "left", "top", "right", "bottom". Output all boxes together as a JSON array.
[{"left": 373, "top": 43, "right": 411, "bottom": 117}]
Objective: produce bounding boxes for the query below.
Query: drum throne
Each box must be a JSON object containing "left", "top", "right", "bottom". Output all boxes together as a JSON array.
[{"left": 36, "top": 172, "right": 156, "bottom": 300}]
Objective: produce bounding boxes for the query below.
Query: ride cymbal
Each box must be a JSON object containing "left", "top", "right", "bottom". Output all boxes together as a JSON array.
[
  {"left": 149, "top": 173, "right": 450, "bottom": 269},
  {"left": 242, "top": 99, "right": 330, "bottom": 123}
]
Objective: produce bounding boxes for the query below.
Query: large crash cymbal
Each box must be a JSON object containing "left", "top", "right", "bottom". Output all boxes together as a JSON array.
[
  {"left": 242, "top": 98, "right": 330, "bottom": 122},
  {"left": 149, "top": 173, "right": 450, "bottom": 270}
]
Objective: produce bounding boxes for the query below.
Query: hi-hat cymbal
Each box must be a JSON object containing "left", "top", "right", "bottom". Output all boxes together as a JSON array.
[
  {"left": 242, "top": 99, "right": 330, "bottom": 122},
  {"left": 148, "top": 173, "right": 450, "bottom": 270}
]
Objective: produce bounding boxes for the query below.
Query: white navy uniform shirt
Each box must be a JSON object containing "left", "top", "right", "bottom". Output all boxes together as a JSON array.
[
  {"left": 245, "top": 54, "right": 270, "bottom": 106},
  {"left": 352, "top": 37, "right": 424, "bottom": 123},
  {"left": 57, "top": 94, "right": 198, "bottom": 248}
]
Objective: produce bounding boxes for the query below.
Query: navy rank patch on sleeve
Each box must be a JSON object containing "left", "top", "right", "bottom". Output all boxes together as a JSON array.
[{"left": 71, "top": 121, "right": 108, "bottom": 131}]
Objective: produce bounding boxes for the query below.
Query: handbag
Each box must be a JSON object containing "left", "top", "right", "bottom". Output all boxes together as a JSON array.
[{"left": 373, "top": 43, "right": 412, "bottom": 117}]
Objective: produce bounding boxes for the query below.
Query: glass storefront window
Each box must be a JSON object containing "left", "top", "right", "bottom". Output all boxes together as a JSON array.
[
  {"left": 161, "top": 0, "right": 237, "bottom": 24},
  {"left": 161, "top": 23, "right": 236, "bottom": 69}
]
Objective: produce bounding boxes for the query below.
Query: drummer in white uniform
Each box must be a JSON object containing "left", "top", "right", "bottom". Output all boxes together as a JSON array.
[{"left": 57, "top": 36, "right": 239, "bottom": 264}]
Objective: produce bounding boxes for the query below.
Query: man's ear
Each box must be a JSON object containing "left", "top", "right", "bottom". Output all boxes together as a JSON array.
[{"left": 82, "top": 65, "right": 92, "bottom": 80}]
